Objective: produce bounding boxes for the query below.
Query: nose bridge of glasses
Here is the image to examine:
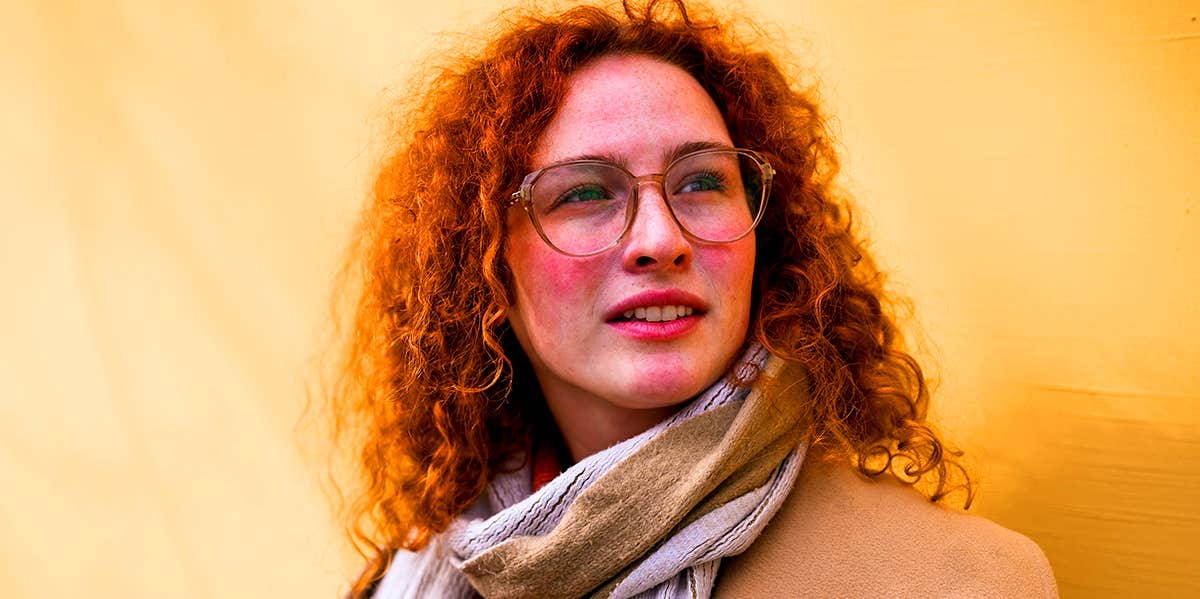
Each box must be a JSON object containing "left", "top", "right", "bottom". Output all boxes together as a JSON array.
[
  {"left": 630, "top": 173, "right": 671, "bottom": 211},
  {"left": 626, "top": 172, "right": 687, "bottom": 241},
  {"left": 630, "top": 172, "right": 675, "bottom": 217},
  {"left": 631, "top": 172, "right": 667, "bottom": 194}
]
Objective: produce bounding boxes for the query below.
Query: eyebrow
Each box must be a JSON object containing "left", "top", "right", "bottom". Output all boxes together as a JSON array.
[
  {"left": 663, "top": 140, "right": 732, "bottom": 164},
  {"left": 551, "top": 140, "right": 734, "bottom": 170}
]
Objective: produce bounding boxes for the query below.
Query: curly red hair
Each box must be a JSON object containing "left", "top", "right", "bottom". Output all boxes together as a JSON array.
[{"left": 323, "top": 1, "right": 972, "bottom": 594}]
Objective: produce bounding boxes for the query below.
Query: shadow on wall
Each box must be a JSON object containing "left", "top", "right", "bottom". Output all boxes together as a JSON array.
[{"left": 973, "top": 384, "right": 1200, "bottom": 597}]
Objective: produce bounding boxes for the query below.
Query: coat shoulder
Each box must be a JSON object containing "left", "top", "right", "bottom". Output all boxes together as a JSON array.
[{"left": 715, "top": 458, "right": 1058, "bottom": 598}]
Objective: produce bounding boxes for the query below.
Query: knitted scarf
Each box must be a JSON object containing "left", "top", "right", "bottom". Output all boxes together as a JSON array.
[{"left": 372, "top": 346, "right": 809, "bottom": 599}]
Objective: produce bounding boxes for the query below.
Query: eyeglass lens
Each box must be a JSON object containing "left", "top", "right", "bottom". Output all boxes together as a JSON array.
[{"left": 528, "top": 150, "right": 765, "bottom": 255}]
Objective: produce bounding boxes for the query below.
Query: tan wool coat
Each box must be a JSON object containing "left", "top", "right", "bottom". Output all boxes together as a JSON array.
[{"left": 714, "top": 457, "right": 1059, "bottom": 597}]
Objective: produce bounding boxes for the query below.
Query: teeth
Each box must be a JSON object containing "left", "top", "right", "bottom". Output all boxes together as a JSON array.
[{"left": 620, "top": 304, "right": 696, "bottom": 323}]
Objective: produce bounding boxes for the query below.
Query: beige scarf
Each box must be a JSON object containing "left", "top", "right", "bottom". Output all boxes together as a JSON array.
[{"left": 374, "top": 347, "right": 809, "bottom": 599}]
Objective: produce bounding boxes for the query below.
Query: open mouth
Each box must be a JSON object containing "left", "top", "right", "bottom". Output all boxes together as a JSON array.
[{"left": 611, "top": 304, "right": 699, "bottom": 323}]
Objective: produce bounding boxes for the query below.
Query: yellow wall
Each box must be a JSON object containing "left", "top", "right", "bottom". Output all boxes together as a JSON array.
[{"left": 2, "top": 1, "right": 1196, "bottom": 596}]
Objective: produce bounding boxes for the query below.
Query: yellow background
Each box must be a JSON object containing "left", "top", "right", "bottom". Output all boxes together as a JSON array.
[{"left": 2, "top": 1, "right": 1197, "bottom": 596}]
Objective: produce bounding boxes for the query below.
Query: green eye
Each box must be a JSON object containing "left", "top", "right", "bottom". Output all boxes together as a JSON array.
[
  {"left": 678, "top": 170, "right": 727, "bottom": 193},
  {"left": 555, "top": 184, "right": 612, "bottom": 207}
]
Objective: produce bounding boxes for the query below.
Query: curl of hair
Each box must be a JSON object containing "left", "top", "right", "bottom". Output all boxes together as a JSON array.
[{"left": 323, "top": 1, "right": 973, "bottom": 595}]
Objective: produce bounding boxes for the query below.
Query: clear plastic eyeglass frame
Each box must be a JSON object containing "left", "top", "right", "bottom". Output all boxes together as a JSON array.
[{"left": 506, "top": 147, "right": 775, "bottom": 257}]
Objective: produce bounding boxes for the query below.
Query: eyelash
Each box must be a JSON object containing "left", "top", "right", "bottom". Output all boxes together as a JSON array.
[
  {"left": 678, "top": 169, "right": 728, "bottom": 193},
  {"left": 552, "top": 183, "right": 613, "bottom": 208}
]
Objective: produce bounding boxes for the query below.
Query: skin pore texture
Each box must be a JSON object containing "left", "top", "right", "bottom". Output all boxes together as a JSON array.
[{"left": 505, "top": 54, "right": 756, "bottom": 462}]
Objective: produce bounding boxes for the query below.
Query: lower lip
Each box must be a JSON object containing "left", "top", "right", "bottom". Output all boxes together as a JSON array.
[{"left": 606, "top": 314, "right": 702, "bottom": 340}]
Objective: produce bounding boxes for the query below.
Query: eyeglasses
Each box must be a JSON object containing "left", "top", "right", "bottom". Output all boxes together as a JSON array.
[{"left": 507, "top": 148, "right": 774, "bottom": 257}]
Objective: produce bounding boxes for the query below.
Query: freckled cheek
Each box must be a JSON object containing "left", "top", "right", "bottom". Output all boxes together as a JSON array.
[
  {"left": 698, "top": 239, "right": 756, "bottom": 291},
  {"left": 508, "top": 237, "right": 602, "bottom": 323}
]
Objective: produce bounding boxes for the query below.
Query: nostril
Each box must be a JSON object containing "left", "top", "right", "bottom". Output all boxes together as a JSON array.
[{"left": 636, "top": 255, "right": 654, "bottom": 267}]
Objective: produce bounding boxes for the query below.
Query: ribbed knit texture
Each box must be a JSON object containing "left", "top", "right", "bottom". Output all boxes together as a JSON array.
[{"left": 372, "top": 345, "right": 808, "bottom": 599}]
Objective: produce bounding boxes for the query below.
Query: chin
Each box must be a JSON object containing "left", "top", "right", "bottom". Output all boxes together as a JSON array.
[{"left": 614, "top": 361, "right": 724, "bottom": 409}]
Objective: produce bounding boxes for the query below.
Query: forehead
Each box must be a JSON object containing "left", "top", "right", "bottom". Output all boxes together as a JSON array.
[{"left": 531, "top": 54, "right": 733, "bottom": 169}]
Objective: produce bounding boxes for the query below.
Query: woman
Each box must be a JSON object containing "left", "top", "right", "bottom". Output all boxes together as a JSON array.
[{"left": 325, "top": 1, "right": 1057, "bottom": 597}]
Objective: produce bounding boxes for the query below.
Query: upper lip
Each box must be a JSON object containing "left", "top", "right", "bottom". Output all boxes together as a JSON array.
[{"left": 605, "top": 289, "right": 708, "bottom": 321}]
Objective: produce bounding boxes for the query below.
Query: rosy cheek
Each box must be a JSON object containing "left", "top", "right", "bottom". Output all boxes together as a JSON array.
[
  {"left": 698, "top": 239, "right": 756, "bottom": 285},
  {"left": 704, "top": 222, "right": 751, "bottom": 241},
  {"left": 510, "top": 236, "right": 599, "bottom": 318}
]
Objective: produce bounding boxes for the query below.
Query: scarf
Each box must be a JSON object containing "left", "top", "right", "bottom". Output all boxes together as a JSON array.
[{"left": 372, "top": 345, "right": 809, "bottom": 599}]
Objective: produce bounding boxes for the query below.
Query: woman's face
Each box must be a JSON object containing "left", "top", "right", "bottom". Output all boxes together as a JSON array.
[{"left": 505, "top": 54, "right": 756, "bottom": 418}]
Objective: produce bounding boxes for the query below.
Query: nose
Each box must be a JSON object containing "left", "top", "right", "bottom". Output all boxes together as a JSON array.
[{"left": 622, "top": 179, "right": 692, "bottom": 271}]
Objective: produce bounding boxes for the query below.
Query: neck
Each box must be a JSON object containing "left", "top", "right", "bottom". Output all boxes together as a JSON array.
[{"left": 540, "top": 387, "right": 680, "bottom": 463}]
